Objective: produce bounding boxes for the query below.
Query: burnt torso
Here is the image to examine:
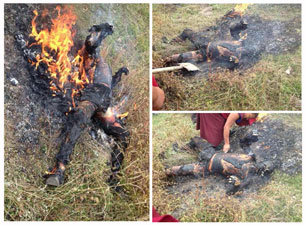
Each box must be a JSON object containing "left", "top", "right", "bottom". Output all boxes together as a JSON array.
[{"left": 208, "top": 153, "right": 255, "bottom": 178}]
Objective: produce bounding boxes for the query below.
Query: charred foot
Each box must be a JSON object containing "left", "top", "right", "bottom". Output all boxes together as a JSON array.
[{"left": 44, "top": 163, "right": 65, "bottom": 187}]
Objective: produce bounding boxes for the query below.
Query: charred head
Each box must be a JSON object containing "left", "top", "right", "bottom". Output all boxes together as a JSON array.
[{"left": 85, "top": 23, "right": 114, "bottom": 55}]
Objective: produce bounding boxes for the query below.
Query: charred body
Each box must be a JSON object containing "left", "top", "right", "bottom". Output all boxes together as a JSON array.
[
  {"left": 166, "top": 138, "right": 274, "bottom": 195},
  {"left": 165, "top": 6, "right": 300, "bottom": 72}
]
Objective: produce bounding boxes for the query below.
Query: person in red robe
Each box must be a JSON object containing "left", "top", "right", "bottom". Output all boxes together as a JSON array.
[
  {"left": 152, "top": 75, "right": 165, "bottom": 110},
  {"left": 196, "top": 113, "right": 258, "bottom": 153}
]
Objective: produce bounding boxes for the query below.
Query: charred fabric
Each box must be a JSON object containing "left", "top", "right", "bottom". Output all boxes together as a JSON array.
[
  {"left": 165, "top": 6, "right": 300, "bottom": 73},
  {"left": 15, "top": 10, "right": 130, "bottom": 187},
  {"left": 165, "top": 117, "right": 301, "bottom": 195}
]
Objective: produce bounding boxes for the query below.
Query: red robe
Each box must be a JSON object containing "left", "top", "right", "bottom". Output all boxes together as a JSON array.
[{"left": 196, "top": 113, "right": 256, "bottom": 146}]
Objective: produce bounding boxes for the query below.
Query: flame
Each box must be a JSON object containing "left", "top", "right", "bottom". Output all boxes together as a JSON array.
[
  {"left": 117, "top": 112, "right": 129, "bottom": 119},
  {"left": 257, "top": 113, "right": 268, "bottom": 122},
  {"left": 234, "top": 4, "right": 251, "bottom": 16},
  {"left": 103, "top": 107, "right": 128, "bottom": 123},
  {"left": 29, "top": 6, "right": 92, "bottom": 107},
  {"left": 100, "top": 97, "right": 129, "bottom": 124}
]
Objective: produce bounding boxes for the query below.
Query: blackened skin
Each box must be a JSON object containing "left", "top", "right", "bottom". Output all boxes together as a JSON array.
[
  {"left": 56, "top": 100, "right": 98, "bottom": 165},
  {"left": 166, "top": 151, "right": 273, "bottom": 195},
  {"left": 85, "top": 23, "right": 114, "bottom": 55},
  {"left": 166, "top": 12, "right": 248, "bottom": 69},
  {"left": 54, "top": 23, "right": 129, "bottom": 175}
]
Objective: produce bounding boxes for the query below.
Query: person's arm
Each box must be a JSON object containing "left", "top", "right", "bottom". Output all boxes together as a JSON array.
[
  {"left": 153, "top": 86, "right": 165, "bottom": 110},
  {"left": 223, "top": 113, "right": 240, "bottom": 152}
]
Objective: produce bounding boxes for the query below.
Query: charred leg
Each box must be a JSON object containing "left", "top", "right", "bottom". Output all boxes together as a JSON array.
[
  {"left": 107, "top": 125, "right": 130, "bottom": 172},
  {"left": 56, "top": 101, "right": 98, "bottom": 165},
  {"left": 171, "top": 28, "right": 210, "bottom": 49},
  {"left": 165, "top": 50, "right": 206, "bottom": 64},
  {"left": 165, "top": 163, "right": 205, "bottom": 177},
  {"left": 226, "top": 175, "right": 242, "bottom": 195},
  {"left": 226, "top": 162, "right": 257, "bottom": 195},
  {"left": 94, "top": 111, "right": 130, "bottom": 172},
  {"left": 171, "top": 28, "right": 195, "bottom": 43},
  {"left": 45, "top": 100, "right": 98, "bottom": 186}
]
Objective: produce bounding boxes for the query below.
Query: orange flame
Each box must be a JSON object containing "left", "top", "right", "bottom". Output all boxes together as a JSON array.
[
  {"left": 30, "top": 6, "right": 92, "bottom": 107},
  {"left": 234, "top": 4, "right": 251, "bottom": 16},
  {"left": 100, "top": 97, "right": 129, "bottom": 124}
]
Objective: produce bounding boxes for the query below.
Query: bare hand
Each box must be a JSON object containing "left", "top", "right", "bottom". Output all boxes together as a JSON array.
[{"left": 223, "top": 144, "right": 230, "bottom": 153}]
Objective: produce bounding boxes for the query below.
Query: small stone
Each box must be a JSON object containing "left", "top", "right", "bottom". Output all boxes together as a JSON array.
[
  {"left": 10, "top": 78, "right": 19, "bottom": 86},
  {"left": 285, "top": 66, "right": 292, "bottom": 75}
]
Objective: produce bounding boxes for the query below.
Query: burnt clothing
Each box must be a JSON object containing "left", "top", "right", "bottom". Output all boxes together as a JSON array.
[
  {"left": 56, "top": 100, "right": 98, "bottom": 165},
  {"left": 196, "top": 113, "right": 255, "bottom": 147},
  {"left": 166, "top": 153, "right": 256, "bottom": 179},
  {"left": 80, "top": 83, "right": 112, "bottom": 112},
  {"left": 206, "top": 41, "right": 243, "bottom": 69},
  {"left": 93, "top": 59, "right": 113, "bottom": 88},
  {"left": 207, "top": 153, "right": 256, "bottom": 179},
  {"left": 165, "top": 152, "right": 264, "bottom": 195},
  {"left": 55, "top": 23, "right": 129, "bottom": 169}
]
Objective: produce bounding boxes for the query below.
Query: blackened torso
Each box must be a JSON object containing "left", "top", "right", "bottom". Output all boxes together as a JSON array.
[{"left": 208, "top": 153, "right": 254, "bottom": 178}]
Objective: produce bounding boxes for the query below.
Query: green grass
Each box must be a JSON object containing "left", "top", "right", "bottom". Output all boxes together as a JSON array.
[
  {"left": 153, "top": 4, "right": 301, "bottom": 110},
  {"left": 5, "top": 4, "right": 149, "bottom": 221},
  {"left": 152, "top": 113, "right": 302, "bottom": 222}
]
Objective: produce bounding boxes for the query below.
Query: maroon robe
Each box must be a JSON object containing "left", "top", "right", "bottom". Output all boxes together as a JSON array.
[{"left": 196, "top": 113, "right": 256, "bottom": 147}]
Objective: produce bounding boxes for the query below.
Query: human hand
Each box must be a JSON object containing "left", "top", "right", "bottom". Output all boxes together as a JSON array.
[{"left": 223, "top": 144, "right": 230, "bottom": 153}]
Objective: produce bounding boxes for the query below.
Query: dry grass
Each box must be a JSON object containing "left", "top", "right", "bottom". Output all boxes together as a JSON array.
[
  {"left": 152, "top": 4, "right": 301, "bottom": 110},
  {"left": 5, "top": 4, "right": 149, "bottom": 221},
  {"left": 152, "top": 113, "right": 302, "bottom": 222}
]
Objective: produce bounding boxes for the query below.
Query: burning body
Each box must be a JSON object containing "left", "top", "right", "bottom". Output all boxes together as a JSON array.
[
  {"left": 19, "top": 7, "right": 129, "bottom": 186},
  {"left": 166, "top": 139, "right": 274, "bottom": 195},
  {"left": 45, "top": 24, "right": 129, "bottom": 186}
]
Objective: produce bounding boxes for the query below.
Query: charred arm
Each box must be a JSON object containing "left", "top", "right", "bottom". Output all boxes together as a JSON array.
[{"left": 223, "top": 113, "right": 240, "bottom": 152}]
